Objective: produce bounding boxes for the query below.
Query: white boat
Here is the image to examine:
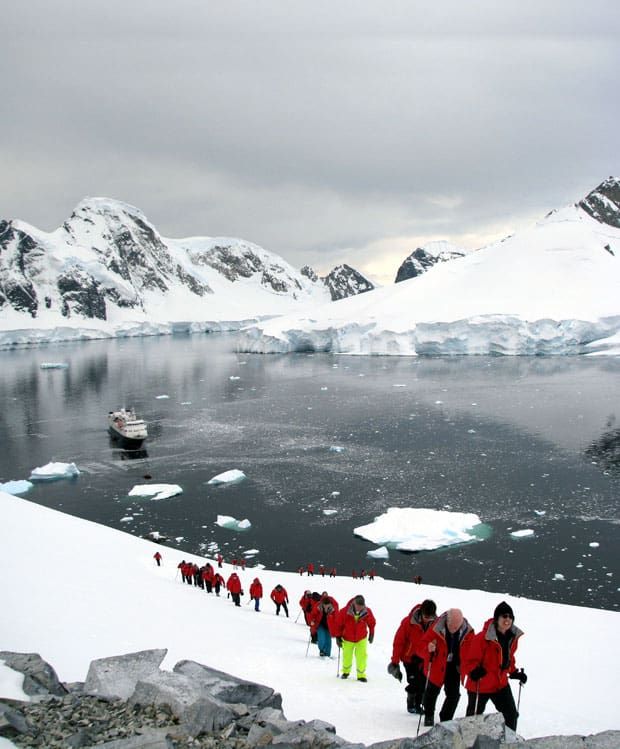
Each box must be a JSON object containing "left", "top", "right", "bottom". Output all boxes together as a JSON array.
[{"left": 108, "top": 408, "right": 148, "bottom": 447}]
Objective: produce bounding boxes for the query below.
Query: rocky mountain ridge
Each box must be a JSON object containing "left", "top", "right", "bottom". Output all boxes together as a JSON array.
[
  {"left": 0, "top": 198, "right": 373, "bottom": 325},
  {"left": 394, "top": 240, "right": 466, "bottom": 283}
]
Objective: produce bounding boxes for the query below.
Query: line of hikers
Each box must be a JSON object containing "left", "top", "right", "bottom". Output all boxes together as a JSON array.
[{"left": 297, "top": 563, "right": 377, "bottom": 580}]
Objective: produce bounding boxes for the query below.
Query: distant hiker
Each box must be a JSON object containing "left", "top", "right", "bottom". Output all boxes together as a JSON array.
[
  {"left": 420, "top": 608, "right": 475, "bottom": 727},
  {"left": 298, "top": 566, "right": 305, "bottom": 575},
  {"left": 307, "top": 562, "right": 315, "bottom": 576},
  {"left": 153, "top": 551, "right": 162, "bottom": 567},
  {"left": 414, "top": 575, "right": 423, "bottom": 585},
  {"left": 213, "top": 572, "right": 225, "bottom": 596},
  {"left": 217, "top": 553, "right": 223, "bottom": 568},
  {"left": 240, "top": 558, "right": 246, "bottom": 570},
  {"left": 191, "top": 563, "right": 201, "bottom": 587},
  {"left": 270, "top": 584, "right": 289, "bottom": 617},
  {"left": 352, "top": 570, "right": 358, "bottom": 579},
  {"left": 329, "top": 567, "right": 337, "bottom": 578},
  {"left": 249, "top": 577, "right": 263, "bottom": 612},
  {"left": 178, "top": 560, "right": 187, "bottom": 583},
  {"left": 368, "top": 569, "right": 375, "bottom": 581},
  {"left": 310, "top": 593, "right": 339, "bottom": 657},
  {"left": 319, "top": 565, "right": 325, "bottom": 577},
  {"left": 201, "top": 563, "right": 215, "bottom": 593},
  {"left": 299, "top": 590, "right": 314, "bottom": 626},
  {"left": 388, "top": 599, "right": 437, "bottom": 714},
  {"left": 226, "top": 572, "right": 243, "bottom": 606},
  {"left": 334, "top": 594, "right": 376, "bottom": 682},
  {"left": 463, "top": 601, "right": 526, "bottom": 731},
  {"left": 360, "top": 569, "right": 366, "bottom": 580},
  {"left": 232, "top": 558, "right": 238, "bottom": 570}
]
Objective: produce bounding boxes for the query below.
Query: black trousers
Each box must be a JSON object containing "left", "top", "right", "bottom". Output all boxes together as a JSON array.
[
  {"left": 424, "top": 665, "right": 461, "bottom": 722},
  {"left": 466, "top": 684, "right": 518, "bottom": 731},
  {"left": 231, "top": 592, "right": 241, "bottom": 606},
  {"left": 404, "top": 658, "right": 426, "bottom": 709},
  {"left": 275, "top": 601, "right": 289, "bottom": 617}
]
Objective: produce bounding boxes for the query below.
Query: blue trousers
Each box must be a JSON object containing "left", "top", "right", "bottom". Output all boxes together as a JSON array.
[{"left": 317, "top": 625, "right": 332, "bottom": 656}]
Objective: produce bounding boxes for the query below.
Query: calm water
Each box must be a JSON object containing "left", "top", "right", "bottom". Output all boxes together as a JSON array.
[{"left": 1, "top": 335, "right": 619, "bottom": 610}]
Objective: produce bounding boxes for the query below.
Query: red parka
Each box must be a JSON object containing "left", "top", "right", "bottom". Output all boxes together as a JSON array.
[
  {"left": 270, "top": 585, "right": 289, "bottom": 604},
  {"left": 299, "top": 592, "right": 315, "bottom": 625},
  {"left": 249, "top": 579, "right": 263, "bottom": 599},
  {"left": 391, "top": 603, "right": 436, "bottom": 665},
  {"left": 226, "top": 573, "right": 242, "bottom": 594},
  {"left": 333, "top": 598, "right": 376, "bottom": 643},
  {"left": 419, "top": 611, "right": 475, "bottom": 688},
  {"left": 310, "top": 596, "right": 339, "bottom": 636},
  {"left": 462, "top": 617, "right": 524, "bottom": 694}
]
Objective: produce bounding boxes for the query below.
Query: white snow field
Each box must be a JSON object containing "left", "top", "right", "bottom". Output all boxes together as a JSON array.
[
  {"left": 239, "top": 205, "right": 620, "bottom": 356},
  {"left": 1, "top": 491, "right": 618, "bottom": 744}
]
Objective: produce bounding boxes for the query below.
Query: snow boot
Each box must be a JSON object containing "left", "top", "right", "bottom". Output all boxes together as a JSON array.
[
  {"left": 341, "top": 673, "right": 349, "bottom": 679},
  {"left": 357, "top": 677, "right": 367, "bottom": 682},
  {"left": 424, "top": 715, "right": 434, "bottom": 727}
]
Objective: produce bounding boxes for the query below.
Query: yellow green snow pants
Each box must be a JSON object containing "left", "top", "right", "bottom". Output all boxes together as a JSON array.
[{"left": 341, "top": 638, "right": 368, "bottom": 679}]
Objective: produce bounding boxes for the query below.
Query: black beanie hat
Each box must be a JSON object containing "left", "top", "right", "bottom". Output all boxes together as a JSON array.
[
  {"left": 421, "top": 599, "right": 437, "bottom": 617},
  {"left": 494, "top": 601, "right": 514, "bottom": 622}
]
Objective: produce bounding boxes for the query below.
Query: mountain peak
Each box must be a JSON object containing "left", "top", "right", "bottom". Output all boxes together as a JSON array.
[{"left": 578, "top": 177, "right": 620, "bottom": 228}]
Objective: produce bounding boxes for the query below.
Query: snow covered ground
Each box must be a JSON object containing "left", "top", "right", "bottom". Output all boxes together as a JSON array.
[{"left": 1, "top": 491, "right": 618, "bottom": 744}]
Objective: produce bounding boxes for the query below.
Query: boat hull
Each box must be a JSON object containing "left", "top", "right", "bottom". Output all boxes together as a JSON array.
[{"left": 108, "top": 425, "right": 146, "bottom": 448}]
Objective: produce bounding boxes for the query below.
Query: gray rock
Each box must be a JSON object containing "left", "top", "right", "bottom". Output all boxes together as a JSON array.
[
  {"left": 367, "top": 739, "right": 419, "bottom": 749},
  {"left": 174, "top": 659, "right": 282, "bottom": 709},
  {"left": 84, "top": 728, "right": 172, "bottom": 748},
  {"left": 0, "top": 702, "right": 35, "bottom": 736},
  {"left": 180, "top": 695, "right": 236, "bottom": 737},
  {"left": 0, "top": 651, "right": 67, "bottom": 697},
  {"left": 84, "top": 649, "right": 167, "bottom": 700},
  {"left": 472, "top": 737, "right": 501, "bottom": 749},
  {"left": 246, "top": 706, "right": 293, "bottom": 744},
  {"left": 521, "top": 738, "right": 584, "bottom": 749},
  {"left": 272, "top": 720, "right": 347, "bottom": 749}
]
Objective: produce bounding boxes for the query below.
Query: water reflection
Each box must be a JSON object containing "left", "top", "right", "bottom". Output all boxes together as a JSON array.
[{"left": 586, "top": 417, "right": 620, "bottom": 474}]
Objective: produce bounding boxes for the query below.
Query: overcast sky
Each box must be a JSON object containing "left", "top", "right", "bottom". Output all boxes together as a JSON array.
[{"left": 3, "top": 1, "right": 619, "bottom": 284}]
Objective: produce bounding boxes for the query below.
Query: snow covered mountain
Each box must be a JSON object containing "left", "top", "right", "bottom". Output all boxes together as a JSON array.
[
  {"left": 394, "top": 240, "right": 465, "bottom": 283},
  {"left": 239, "top": 178, "right": 620, "bottom": 356},
  {"left": 321, "top": 263, "right": 375, "bottom": 300},
  {"left": 0, "top": 198, "right": 341, "bottom": 334}
]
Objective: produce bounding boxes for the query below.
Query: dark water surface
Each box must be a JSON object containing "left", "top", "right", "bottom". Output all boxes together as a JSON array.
[{"left": 1, "top": 335, "right": 618, "bottom": 610}]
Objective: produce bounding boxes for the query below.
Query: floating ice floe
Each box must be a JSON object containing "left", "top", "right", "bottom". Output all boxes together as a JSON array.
[
  {"left": 354, "top": 507, "right": 485, "bottom": 552},
  {"left": 534, "top": 510, "right": 546, "bottom": 516},
  {"left": 330, "top": 491, "right": 340, "bottom": 497},
  {"left": 510, "top": 529, "right": 535, "bottom": 538},
  {"left": 155, "top": 394, "right": 170, "bottom": 399},
  {"left": 128, "top": 484, "right": 183, "bottom": 501},
  {"left": 329, "top": 446, "right": 345, "bottom": 453},
  {"left": 29, "top": 462, "right": 80, "bottom": 481},
  {"left": 120, "top": 516, "right": 134, "bottom": 523},
  {"left": 216, "top": 515, "right": 252, "bottom": 531},
  {"left": 40, "top": 362, "right": 68, "bottom": 369},
  {"left": 367, "top": 546, "right": 389, "bottom": 559},
  {"left": 244, "top": 548, "right": 260, "bottom": 556},
  {"left": 229, "top": 376, "right": 241, "bottom": 381},
  {"left": 0, "top": 480, "right": 34, "bottom": 495},
  {"left": 323, "top": 509, "right": 338, "bottom": 516},
  {"left": 207, "top": 469, "right": 246, "bottom": 485},
  {"left": 589, "top": 542, "right": 600, "bottom": 548},
  {"left": 553, "top": 573, "right": 565, "bottom": 581}
]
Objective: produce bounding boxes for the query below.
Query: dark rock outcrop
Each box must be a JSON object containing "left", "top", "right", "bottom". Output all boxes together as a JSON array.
[
  {"left": 578, "top": 177, "right": 620, "bottom": 228},
  {"left": 321, "top": 264, "right": 374, "bottom": 301},
  {"left": 395, "top": 244, "right": 465, "bottom": 283}
]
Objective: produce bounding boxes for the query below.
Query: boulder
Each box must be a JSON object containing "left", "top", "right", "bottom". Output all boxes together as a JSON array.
[
  {"left": 0, "top": 651, "right": 67, "bottom": 697},
  {"left": 173, "top": 659, "right": 282, "bottom": 709},
  {"left": 271, "top": 719, "right": 345, "bottom": 749},
  {"left": 0, "top": 702, "right": 35, "bottom": 737},
  {"left": 83, "top": 728, "right": 172, "bottom": 748},
  {"left": 84, "top": 649, "right": 167, "bottom": 700}
]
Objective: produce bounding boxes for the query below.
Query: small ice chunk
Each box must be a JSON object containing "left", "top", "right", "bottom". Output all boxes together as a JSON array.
[
  {"left": 0, "top": 480, "right": 34, "bottom": 495},
  {"left": 323, "top": 509, "right": 338, "bottom": 516},
  {"left": 128, "top": 484, "right": 183, "bottom": 501},
  {"left": 156, "top": 394, "right": 170, "bottom": 399},
  {"left": 180, "top": 401, "right": 192, "bottom": 405},
  {"left": 229, "top": 376, "right": 241, "bottom": 381},
  {"left": 330, "top": 491, "right": 341, "bottom": 497},
  {"left": 534, "top": 510, "right": 546, "bottom": 516},
  {"left": 29, "top": 462, "right": 80, "bottom": 481},
  {"left": 393, "top": 383, "right": 407, "bottom": 388},
  {"left": 120, "top": 516, "right": 134, "bottom": 523},
  {"left": 208, "top": 469, "right": 246, "bottom": 485},
  {"left": 510, "top": 529, "right": 535, "bottom": 538},
  {"left": 553, "top": 573, "right": 565, "bottom": 581},
  {"left": 216, "top": 515, "right": 252, "bottom": 531},
  {"left": 244, "top": 548, "right": 260, "bottom": 556},
  {"left": 329, "top": 445, "right": 345, "bottom": 453},
  {"left": 321, "top": 387, "right": 328, "bottom": 391},
  {"left": 367, "top": 546, "right": 389, "bottom": 559},
  {"left": 40, "top": 362, "right": 68, "bottom": 369},
  {"left": 589, "top": 542, "right": 600, "bottom": 548}
]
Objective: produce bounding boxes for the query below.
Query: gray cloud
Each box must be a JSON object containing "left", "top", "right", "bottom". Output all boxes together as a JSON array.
[{"left": 3, "top": 1, "right": 619, "bottom": 282}]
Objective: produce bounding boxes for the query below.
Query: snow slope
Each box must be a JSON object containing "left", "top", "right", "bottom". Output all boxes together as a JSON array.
[
  {"left": 1, "top": 491, "right": 618, "bottom": 743},
  {"left": 239, "top": 204, "right": 620, "bottom": 356}
]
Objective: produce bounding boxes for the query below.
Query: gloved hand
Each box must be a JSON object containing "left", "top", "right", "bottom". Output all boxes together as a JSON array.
[
  {"left": 387, "top": 662, "right": 403, "bottom": 682},
  {"left": 311, "top": 633, "right": 318, "bottom": 644},
  {"left": 510, "top": 669, "right": 528, "bottom": 684},
  {"left": 469, "top": 665, "right": 486, "bottom": 681},
  {"left": 336, "top": 637, "right": 343, "bottom": 648},
  {"left": 368, "top": 633, "right": 374, "bottom": 644}
]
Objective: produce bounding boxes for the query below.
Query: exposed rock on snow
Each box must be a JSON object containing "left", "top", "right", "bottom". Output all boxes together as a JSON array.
[
  {"left": 394, "top": 240, "right": 465, "bottom": 283},
  {"left": 321, "top": 263, "right": 375, "bottom": 301},
  {"left": 84, "top": 649, "right": 168, "bottom": 700}
]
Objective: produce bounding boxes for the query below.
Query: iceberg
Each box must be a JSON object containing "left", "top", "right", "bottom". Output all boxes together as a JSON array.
[
  {"left": 354, "top": 507, "right": 484, "bottom": 552},
  {"left": 128, "top": 484, "right": 183, "bottom": 501},
  {"left": 216, "top": 515, "right": 252, "bottom": 531},
  {"left": 0, "top": 480, "right": 34, "bottom": 495},
  {"left": 29, "top": 462, "right": 80, "bottom": 481},
  {"left": 322, "top": 509, "right": 338, "bottom": 516},
  {"left": 367, "top": 546, "right": 389, "bottom": 559},
  {"left": 207, "top": 469, "right": 246, "bottom": 485},
  {"left": 510, "top": 529, "right": 535, "bottom": 538},
  {"left": 40, "top": 362, "right": 69, "bottom": 369}
]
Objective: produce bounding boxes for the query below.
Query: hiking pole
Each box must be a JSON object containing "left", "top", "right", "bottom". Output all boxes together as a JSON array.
[
  {"left": 295, "top": 608, "right": 302, "bottom": 623},
  {"left": 336, "top": 644, "right": 341, "bottom": 677},
  {"left": 515, "top": 667, "right": 525, "bottom": 729},
  {"left": 416, "top": 654, "right": 434, "bottom": 738},
  {"left": 305, "top": 633, "right": 312, "bottom": 657},
  {"left": 474, "top": 682, "right": 480, "bottom": 716}
]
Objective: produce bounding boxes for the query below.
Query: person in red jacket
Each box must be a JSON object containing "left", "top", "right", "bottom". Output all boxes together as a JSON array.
[
  {"left": 310, "top": 593, "right": 339, "bottom": 657},
  {"left": 334, "top": 595, "right": 376, "bottom": 682},
  {"left": 270, "top": 584, "right": 289, "bottom": 616},
  {"left": 201, "top": 563, "right": 215, "bottom": 593},
  {"left": 249, "top": 577, "right": 263, "bottom": 612},
  {"left": 213, "top": 572, "right": 225, "bottom": 596},
  {"left": 463, "top": 601, "right": 527, "bottom": 731},
  {"left": 153, "top": 551, "right": 162, "bottom": 566},
  {"left": 387, "top": 599, "right": 437, "bottom": 714},
  {"left": 217, "top": 553, "right": 223, "bottom": 568},
  {"left": 226, "top": 572, "right": 243, "bottom": 606},
  {"left": 306, "top": 562, "right": 315, "bottom": 576},
  {"left": 299, "top": 590, "right": 314, "bottom": 626},
  {"left": 419, "top": 608, "right": 475, "bottom": 727}
]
